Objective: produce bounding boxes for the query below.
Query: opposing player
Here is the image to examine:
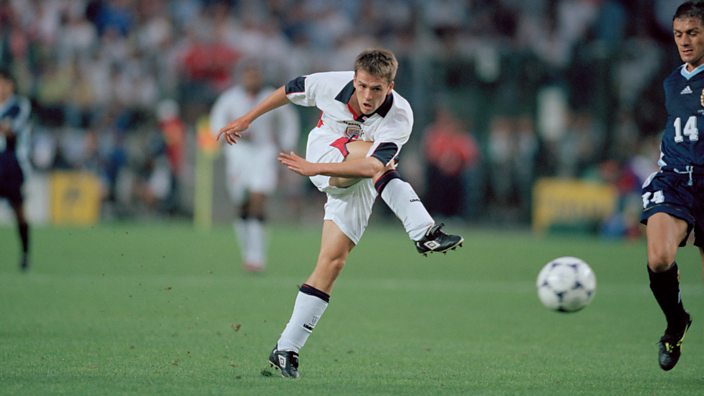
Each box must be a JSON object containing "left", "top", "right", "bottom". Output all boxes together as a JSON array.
[
  {"left": 218, "top": 48, "right": 463, "bottom": 378},
  {"left": 210, "top": 61, "right": 300, "bottom": 272},
  {"left": 0, "top": 68, "right": 32, "bottom": 271},
  {"left": 641, "top": 1, "right": 704, "bottom": 371}
]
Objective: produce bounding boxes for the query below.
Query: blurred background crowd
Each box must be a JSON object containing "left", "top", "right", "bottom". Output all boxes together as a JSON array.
[{"left": 0, "top": 0, "right": 686, "bottom": 236}]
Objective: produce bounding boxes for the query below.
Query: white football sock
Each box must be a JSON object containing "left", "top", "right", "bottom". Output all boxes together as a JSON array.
[
  {"left": 245, "top": 219, "right": 266, "bottom": 268},
  {"left": 233, "top": 221, "right": 248, "bottom": 262},
  {"left": 380, "top": 178, "right": 434, "bottom": 241},
  {"left": 277, "top": 286, "right": 329, "bottom": 353}
]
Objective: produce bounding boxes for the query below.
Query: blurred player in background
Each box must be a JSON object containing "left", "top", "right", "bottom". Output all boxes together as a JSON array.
[
  {"left": 210, "top": 60, "right": 300, "bottom": 273},
  {"left": 218, "top": 48, "right": 463, "bottom": 378},
  {"left": 641, "top": 0, "right": 704, "bottom": 371},
  {"left": 0, "top": 67, "right": 32, "bottom": 272}
]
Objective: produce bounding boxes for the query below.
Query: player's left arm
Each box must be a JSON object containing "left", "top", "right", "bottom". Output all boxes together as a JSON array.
[
  {"left": 278, "top": 151, "right": 385, "bottom": 178},
  {"left": 278, "top": 137, "right": 401, "bottom": 178}
]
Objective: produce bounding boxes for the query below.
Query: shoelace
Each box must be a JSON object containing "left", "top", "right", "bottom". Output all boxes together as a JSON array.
[
  {"left": 664, "top": 342, "right": 675, "bottom": 353},
  {"left": 662, "top": 336, "right": 685, "bottom": 352}
]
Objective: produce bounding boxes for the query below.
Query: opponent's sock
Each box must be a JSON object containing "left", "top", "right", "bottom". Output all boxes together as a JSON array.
[
  {"left": 648, "top": 263, "right": 688, "bottom": 331},
  {"left": 245, "top": 218, "right": 266, "bottom": 268},
  {"left": 277, "top": 284, "right": 330, "bottom": 353},
  {"left": 18, "top": 221, "right": 29, "bottom": 270},
  {"left": 18, "top": 221, "right": 29, "bottom": 253},
  {"left": 375, "top": 171, "right": 434, "bottom": 241}
]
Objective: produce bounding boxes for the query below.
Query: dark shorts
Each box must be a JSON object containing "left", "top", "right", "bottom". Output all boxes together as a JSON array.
[
  {"left": 640, "top": 170, "right": 704, "bottom": 247},
  {"left": 0, "top": 154, "right": 25, "bottom": 204}
]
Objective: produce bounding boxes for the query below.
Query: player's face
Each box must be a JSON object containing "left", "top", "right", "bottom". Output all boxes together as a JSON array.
[
  {"left": 674, "top": 16, "right": 704, "bottom": 70},
  {"left": 353, "top": 70, "right": 393, "bottom": 115}
]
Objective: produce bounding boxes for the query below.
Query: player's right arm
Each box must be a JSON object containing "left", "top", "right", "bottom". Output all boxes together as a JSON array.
[{"left": 217, "top": 86, "right": 290, "bottom": 145}]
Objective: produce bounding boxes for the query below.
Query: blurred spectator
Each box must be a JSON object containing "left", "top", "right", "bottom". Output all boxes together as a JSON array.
[
  {"left": 598, "top": 159, "right": 642, "bottom": 240},
  {"left": 487, "top": 114, "right": 538, "bottom": 221},
  {"left": 423, "top": 106, "right": 479, "bottom": 218},
  {"left": 91, "top": 0, "right": 134, "bottom": 37},
  {"left": 512, "top": 114, "right": 538, "bottom": 220},
  {"left": 57, "top": 6, "right": 97, "bottom": 64},
  {"left": 487, "top": 115, "right": 514, "bottom": 209},
  {"left": 0, "top": 0, "right": 681, "bottom": 228},
  {"left": 35, "top": 61, "right": 73, "bottom": 126},
  {"left": 136, "top": 152, "right": 173, "bottom": 214},
  {"left": 614, "top": 30, "right": 664, "bottom": 112},
  {"left": 155, "top": 99, "right": 185, "bottom": 214},
  {"left": 557, "top": 110, "right": 603, "bottom": 178},
  {"left": 178, "top": 30, "right": 240, "bottom": 116}
]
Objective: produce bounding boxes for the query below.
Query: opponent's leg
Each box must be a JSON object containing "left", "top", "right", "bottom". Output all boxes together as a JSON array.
[
  {"left": 646, "top": 212, "right": 692, "bottom": 371},
  {"left": 266, "top": 220, "right": 355, "bottom": 378},
  {"left": 10, "top": 200, "right": 29, "bottom": 271}
]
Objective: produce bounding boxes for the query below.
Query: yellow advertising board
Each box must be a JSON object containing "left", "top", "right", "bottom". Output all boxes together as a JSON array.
[
  {"left": 194, "top": 116, "right": 218, "bottom": 231},
  {"left": 50, "top": 171, "right": 101, "bottom": 225},
  {"left": 532, "top": 178, "right": 617, "bottom": 233}
]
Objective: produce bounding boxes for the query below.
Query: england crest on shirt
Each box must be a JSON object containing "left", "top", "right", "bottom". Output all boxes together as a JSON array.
[{"left": 342, "top": 121, "right": 363, "bottom": 139}]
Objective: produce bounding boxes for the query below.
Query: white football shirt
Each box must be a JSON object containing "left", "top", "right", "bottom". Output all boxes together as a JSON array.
[{"left": 285, "top": 71, "right": 413, "bottom": 164}]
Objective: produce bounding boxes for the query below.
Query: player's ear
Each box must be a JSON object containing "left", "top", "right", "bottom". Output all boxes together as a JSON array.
[{"left": 388, "top": 81, "right": 394, "bottom": 92}]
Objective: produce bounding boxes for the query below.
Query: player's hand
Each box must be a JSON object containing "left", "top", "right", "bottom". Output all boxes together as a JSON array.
[
  {"left": 278, "top": 151, "right": 318, "bottom": 176},
  {"left": 216, "top": 117, "right": 250, "bottom": 145}
]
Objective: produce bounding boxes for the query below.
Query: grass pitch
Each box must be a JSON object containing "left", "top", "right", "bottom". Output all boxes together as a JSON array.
[{"left": 1, "top": 221, "right": 703, "bottom": 395}]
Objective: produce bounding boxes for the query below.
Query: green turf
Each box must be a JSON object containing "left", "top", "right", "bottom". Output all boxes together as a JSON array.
[{"left": 1, "top": 221, "right": 703, "bottom": 395}]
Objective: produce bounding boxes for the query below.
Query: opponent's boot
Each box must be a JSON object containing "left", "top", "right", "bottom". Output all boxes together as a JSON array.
[{"left": 657, "top": 313, "right": 692, "bottom": 371}]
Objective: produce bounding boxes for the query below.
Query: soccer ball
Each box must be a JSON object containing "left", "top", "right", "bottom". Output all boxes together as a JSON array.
[{"left": 536, "top": 256, "right": 596, "bottom": 312}]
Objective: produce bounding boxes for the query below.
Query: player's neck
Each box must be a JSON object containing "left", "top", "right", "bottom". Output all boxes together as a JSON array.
[
  {"left": 682, "top": 62, "right": 704, "bottom": 79},
  {"left": 686, "top": 64, "right": 700, "bottom": 72},
  {"left": 348, "top": 96, "right": 363, "bottom": 117}
]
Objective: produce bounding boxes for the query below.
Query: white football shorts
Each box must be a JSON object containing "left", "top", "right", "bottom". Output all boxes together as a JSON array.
[
  {"left": 305, "top": 127, "right": 378, "bottom": 244},
  {"left": 223, "top": 142, "right": 278, "bottom": 204}
]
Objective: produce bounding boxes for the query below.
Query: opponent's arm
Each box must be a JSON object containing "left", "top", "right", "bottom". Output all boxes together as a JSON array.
[{"left": 217, "top": 86, "right": 290, "bottom": 144}]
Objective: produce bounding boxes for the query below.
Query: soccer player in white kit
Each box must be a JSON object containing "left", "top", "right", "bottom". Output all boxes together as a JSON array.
[
  {"left": 210, "top": 61, "right": 299, "bottom": 272},
  {"left": 218, "top": 49, "right": 463, "bottom": 378}
]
